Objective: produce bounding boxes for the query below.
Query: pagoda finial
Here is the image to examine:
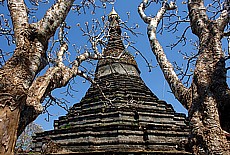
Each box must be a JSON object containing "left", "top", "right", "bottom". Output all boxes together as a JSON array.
[
  {"left": 108, "top": 7, "right": 120, "bottom": 27},
  {"left": 109, "top": 7, "right": 118, "bottom": 18}
]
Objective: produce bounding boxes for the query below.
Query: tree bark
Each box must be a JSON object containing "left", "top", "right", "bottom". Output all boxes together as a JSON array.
[
  {"left": 188, "top": 0, "right": 230, "bottom": 153},
  {"left": 188, "top": 29, "right": 230, "bottom": 154},
  {"left": 0, "top": 105, "right": 21, "bottom": 154},
  {"left": 0, "top": 36, "right": 47, "bottom": 154}
]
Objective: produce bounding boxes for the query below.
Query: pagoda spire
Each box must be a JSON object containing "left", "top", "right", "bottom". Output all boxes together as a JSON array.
[
  {"left": 96, "top": 7, "right": 140, "bottom": 77},
  {"left": 106, "top": 7, "right": 124, "bottom": 53}
]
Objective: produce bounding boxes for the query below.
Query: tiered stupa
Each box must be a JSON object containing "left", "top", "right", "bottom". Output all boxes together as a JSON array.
[{"left": 33, "top": 8, "right": 191, "bottom": 154}]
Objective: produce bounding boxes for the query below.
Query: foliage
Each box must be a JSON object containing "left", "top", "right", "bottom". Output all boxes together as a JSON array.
[{"left": 15, "top": 122, "right": 43, "bottom": 151}]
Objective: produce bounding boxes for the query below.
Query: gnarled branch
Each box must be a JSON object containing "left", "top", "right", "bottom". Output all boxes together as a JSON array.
[
  {"left": 34, "top": 0, "right": 75, "bottom": 40},
  {"left": 216, "top": 0, "right": 229, "bottom": 32},
  {"left": 7, "top": 0, "right": 28, "bottom": 45},
  {"left": 26, "top": 43, "right": 100, "bottom": 114},
  {"left": 138, "top": 0, "right": 190, "bottom": 109},
  {"left": 188, "top": 0, "right": 209, "bottom": 36}
]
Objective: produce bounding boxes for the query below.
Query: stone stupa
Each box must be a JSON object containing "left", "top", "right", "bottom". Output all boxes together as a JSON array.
[{"left": 33, "top": 8, "right": 191, "bottom": 155}]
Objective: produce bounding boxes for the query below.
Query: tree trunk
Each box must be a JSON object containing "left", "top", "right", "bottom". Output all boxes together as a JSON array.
[
  {"left": 189, "top": 92, "right": 229, "bottom": 154},
  {"left": 0, "top": 39, "right": 46, "bottom": 154},
  {"left": 188, "top": 26, "right": 230, "bottom": 154},
  {"left": 0, "top": 60, "right": 29, "bottom": 155}
]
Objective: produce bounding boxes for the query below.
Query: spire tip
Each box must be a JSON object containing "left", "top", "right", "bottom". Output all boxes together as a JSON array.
[{"left": 109, "top": 6, "right": 118, "bottom": 17}]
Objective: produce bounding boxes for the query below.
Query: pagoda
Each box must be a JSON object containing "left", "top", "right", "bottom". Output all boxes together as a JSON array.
[{"left": 33, "top": 8, "right": 191, "bottom": 154}]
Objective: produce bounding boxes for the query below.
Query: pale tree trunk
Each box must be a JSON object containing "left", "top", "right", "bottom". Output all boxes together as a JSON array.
[
  {"left": 139, "top": 0, "right": 230, "bottom": 154},
  {"left": 0, "top": 36, "right": 45, "bottom": 155},
  {"left": 0, "top": 0, "right": 75, "bottom": 154}
]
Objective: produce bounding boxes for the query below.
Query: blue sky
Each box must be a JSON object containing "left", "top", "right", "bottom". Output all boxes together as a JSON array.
[{"left": 2, "top": 0, "right": 228, "bottom": 131}]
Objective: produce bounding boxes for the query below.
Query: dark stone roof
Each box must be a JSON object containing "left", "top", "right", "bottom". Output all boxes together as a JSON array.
[
  {"left": 32, "top": 8, "right": 191, "bottom": 155},
  {"left": 97, "top": 30, "right": 138, "bottom": 70}
]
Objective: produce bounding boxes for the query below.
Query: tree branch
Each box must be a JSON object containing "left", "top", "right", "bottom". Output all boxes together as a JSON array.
[
  {"left": 7, "top": 0, "right": 28, "bottom": 45},
  {"left": 216, "top": 0, "right": 229, "bottom": 32},
  {"left": 187, "top": 0, "right": 209, "bottom": 36},
  {"left": 138, "top": 0, "right": 190, "bottom": 109},
  {"left": 26, "top": 43, "right": 100, "bottom": 114},
  {"left": 138, "top": 0, "right": 151, "bottom": 24},
  {"left": 224, "top": 31, "right": 230, "bottom": 37},
  {"left": 34, "top": 0, "right": 75, "bottom": 40}
]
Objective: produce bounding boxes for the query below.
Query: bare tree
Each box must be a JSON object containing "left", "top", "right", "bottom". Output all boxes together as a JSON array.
[{"left": 139, "top": 0, "right": 230, "bottom": 154}]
